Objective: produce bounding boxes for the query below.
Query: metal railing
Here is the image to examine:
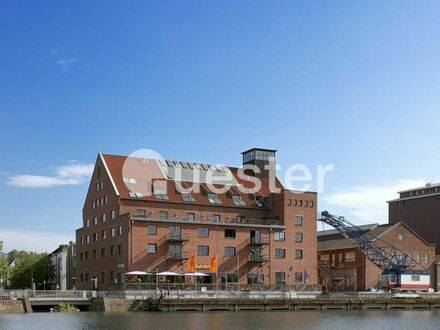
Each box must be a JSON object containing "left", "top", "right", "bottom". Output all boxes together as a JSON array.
[
  {"left": 0, "top": 290, "right": 100, "bottom": 300},
  {"left": 167, "top": 252, "right": 189, "bottom": 260},
  {"left": 248, "top": 255, "right": 269, "bottom": 262},
  {"left": 166, "top": 234, "right": 190, "bottom": 242},
  {"left": 249, "top": 237, "right": 270, "bottom": 245}
]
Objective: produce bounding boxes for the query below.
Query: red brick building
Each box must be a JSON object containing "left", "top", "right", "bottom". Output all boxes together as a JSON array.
[
  {"left": 76, "top": 148, "right": 318, "bottom": 289},
  {"left": 388, "top": 183, "right": 440, "bottom": 254},
  {"left": 317, "top": 222, "right": 435, "bottom": 291}
]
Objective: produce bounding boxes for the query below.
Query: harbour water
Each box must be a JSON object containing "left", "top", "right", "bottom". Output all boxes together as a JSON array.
[{"left": 0, "top": 310, "right": 439, "bottom": 330}]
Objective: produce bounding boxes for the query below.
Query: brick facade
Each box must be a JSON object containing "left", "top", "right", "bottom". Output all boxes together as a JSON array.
[
  {"left": 76, "top": 150, "right": 318, "bottom": 289},
  {"left": 318, "top": 222, "right": 436, "bottom": 291}
]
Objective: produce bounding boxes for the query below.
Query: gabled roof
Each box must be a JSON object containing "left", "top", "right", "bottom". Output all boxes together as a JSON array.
[
  {"left": 100, "top": 153, "right": 285, "bottom": 209},
  {"left": 318, "top": 221, "right": 435, "bottom": 252}
]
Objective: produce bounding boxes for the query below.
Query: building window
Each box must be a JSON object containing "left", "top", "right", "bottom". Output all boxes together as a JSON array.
[
  {"left": 85, "top": 251, "right": 89, "bottom": 260},
  {"left": 398, "top": 233, "right": 404, "bottom": 241},
  {"left": 153, "top": 181, "right": 169, "bottom": 200},
  {"left": 295, "top": 216, "right": 303, "bottom": 226},
  {"left": 197, "top": 245, "right": 209, "bottom": 256},
  {"left": 345, "top": 252, "right": 355, "bottom": 262},
  {"left": 411, "top": 275, "right": 420, "bottom": 282},
  {"left": 136, "top": 209, "right": 146, "bottom": 217},
  {"left": 212, "top": 214, "right": 221, "bottom": 222},
  {"left": 274, "top": 232, "right": 285, "bottom": 241},
  {"left": 110, "top": 246, "right": 116, "bottom": 256},
  {"left": 101, "top": 247, "right": 106, "bottom": 257},
  {"left": 93, "top": 217, "right": 97, "bottom": 225},
  {"left": 111, "top": 210, "right": 116, "bottom": 219},
  {"left": 181, "top": 192, "right": 196, "bottom": 202},
  {"left": 86, "top": 235, "right": 90, "bottom": 244},
  {"left": 93, "top": 250, "right": 97, "bottom": 259},
  {"left": 295, "top": 249, "right": 303, "bottom": 259},
  {"left": 92, "top": 200, "right": 96, "bottom": 209},
  {"left": 247, "top": 273, "right": 264, "bottom": 284},
  {"left": 295, "top": 233, "right": 303, "bottom": 242},
  {"left": 159, "top": 211, "right": 168, "bottom": 220},
  {"left": 232, "top": 195, "right": 246, "bottom": 206},
  {"left": 416, "top": 253, "right": 421, "bottom": 263},
  {"left": 225, "top": 229, "right": 236, "bottom": 238},
  {"left": 96, "top": 199, "right": 100, "bottom": 207},
  {"left": 309, "top": 201, "right": 314, "bottom": 208},
  {"left": 100, "top": 181, "right": 104, "bottom": 190},
  {"left": 86, "top": 219, "right": 90, "bottom": 227},
  {"left": 111, "top": 228, "right": 116, "bottom": 237},
  {"left": 224, "top": 246, "right": 236, "bottom": 256},
  {"left": 93, "top": 233, "right": 97, "bottom": 242},
  {"left": 275, "top": 272, "right": 285, "bottom": 284},
  {"left": 117, "top": 244, "right": 122, "bottom": 255},
  {"left": 275, "top": 249, "right": 286, "bottom": 258},
  {"left": 320, "top": 254, "right": 330, "bottom": 262},
  {"left": 288, "top": 199, "right": 292, "bottom": 206},
  {"left": 197, "top": 228, "right": 209, "bottom": 237},
  {"left": 207, "top": 192, "right": 222, "bottom": 204},
  {"left": 147, "top": 225, "right": 157, "bottom": 235},
  {"left": 102, "top": 213, "right": 106, "bottom": 223},
  {"left": 104, "top": 195, "right": 108, "bottom": 204},
  {"left": 220, "top": 273, "right": 238, "bottom": 284},
  {"left": 100, "top": 197, "right": 104, "bottom": 205},
  {"left": 187, "top": 213, "right": 195, "bottom": 221},
  {"left": 118, "top": 225, "right": 122, "bottom": 236},
  {"left": 129, "top": 192, "right": 143, "bottom": 198},
  {"left": 123, "top": 177, "right": 137, "bottom": 184},
  {"left": 295, "top": 272, "right": 303, "bottom": 282},
  {"left": 80, "top": 236, "right": 84, "bottom": 245},
  {"left": 425, "top": 254, "right": 429, "bottom": 264},
  {"left": 80, "top": 253, "right": 83, "bottom": 261},
  {"left": 148, "top": 244, "right": 157, "bottom": 254}
]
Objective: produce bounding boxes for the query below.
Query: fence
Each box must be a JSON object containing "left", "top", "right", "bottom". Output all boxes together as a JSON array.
[{"left": 0, "top": 289, "right": 100, "bottom": 300}]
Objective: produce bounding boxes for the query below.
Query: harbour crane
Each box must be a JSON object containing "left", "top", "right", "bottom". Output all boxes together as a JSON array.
[{"left": 318, "top": 211, "right": 430, "bottom": 291}]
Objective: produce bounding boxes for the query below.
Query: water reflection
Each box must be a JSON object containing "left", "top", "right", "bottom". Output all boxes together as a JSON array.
[{"left": 0, "top": 310, "right": 439, "bottom": 330}]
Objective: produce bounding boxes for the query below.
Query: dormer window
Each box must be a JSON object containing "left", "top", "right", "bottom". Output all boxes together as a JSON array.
[
  {"left": 129, "top": 192, "right": 143, "bottom": 198},
  {"left": 123, "top": 177, "right": 137, "bottom": 184},
  {"left": 153, "top": 181, "right": 169, "bottom": 200},
  {"left": 207, "top": 192, "right": 222, "bottom": 204},
  {"left": 181, "top": 192, "right": 196, "bottom": 202},
  {"left": 256, "top": 196, "right": 265, "bottom": 208},
  {"left": 232, "top": 195, "right": 246, "bottom": 206}
]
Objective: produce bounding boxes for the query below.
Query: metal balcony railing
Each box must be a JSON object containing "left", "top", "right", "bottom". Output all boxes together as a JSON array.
[
  {"left": 166, "top": 234, "right": 190, "bottom": 242},
  {"left": 249, "top": 237, "right": 270, "bottom": 245},
  {"left": 249, "top": 255, "right": 269, "bottom": 263},
  {"left": 167, "top": 252, "right": 189, "bottom": 260}
]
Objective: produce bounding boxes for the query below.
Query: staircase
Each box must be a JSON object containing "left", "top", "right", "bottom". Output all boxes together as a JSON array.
[{"left": 318, "top": 261, "right": 343, "bottom": 291}]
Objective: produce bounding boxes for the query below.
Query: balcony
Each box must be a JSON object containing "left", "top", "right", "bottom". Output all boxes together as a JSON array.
[
  {"left": 249, "top": 237, "right": 270, "bottom": 246},
  {"left": 248, "top": 255, "right": 269, "bottom": 263},
  {"left": 166, "top": 234, "right": 190, "bottom": 242},
  {"left": 167, "top": 252, "right": 189, "bottom": 260}
]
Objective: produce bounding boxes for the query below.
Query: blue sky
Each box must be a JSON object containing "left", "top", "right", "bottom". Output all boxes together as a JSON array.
[{"left": 1, "top": 1, "right": 440, "bottom": 251}]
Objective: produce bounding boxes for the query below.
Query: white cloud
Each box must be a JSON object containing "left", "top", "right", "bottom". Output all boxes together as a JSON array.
[
  {"left": 7, "top": 162, "right": 93, "bottom": 188},
  {"left": 322, "top": 179, "right": 426, "bottom": 224},
  {"left": 0, "top": 229, "right": 73, "bottom": 253},
  {"left": 57, "top": 57, "right": 79, "bottom": 68}
]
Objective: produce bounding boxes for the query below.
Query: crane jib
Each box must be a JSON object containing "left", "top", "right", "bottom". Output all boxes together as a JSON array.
[{"left": 318, "top": 211, "right": 429, "bottom": 275}]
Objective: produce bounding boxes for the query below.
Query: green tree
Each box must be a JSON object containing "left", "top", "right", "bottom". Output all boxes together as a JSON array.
[
  {"left": 0, "top": 243, "right": 11, "bottom": 288},
  {"left": 9, "top": 252, "right": 55, "bottom": 289}
]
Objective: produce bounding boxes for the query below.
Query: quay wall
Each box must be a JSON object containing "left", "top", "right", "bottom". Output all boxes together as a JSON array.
[{"left": 0, "top": 300, "right": 25, "bottom": 313}]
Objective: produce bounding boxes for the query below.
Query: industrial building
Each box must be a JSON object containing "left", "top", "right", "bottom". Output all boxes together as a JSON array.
[
  {"left": 317, "top": 221, "right": 435, "bottom": 291},
  {"left": 75, "top": 148, "right": 318, "bottom": 290}
]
